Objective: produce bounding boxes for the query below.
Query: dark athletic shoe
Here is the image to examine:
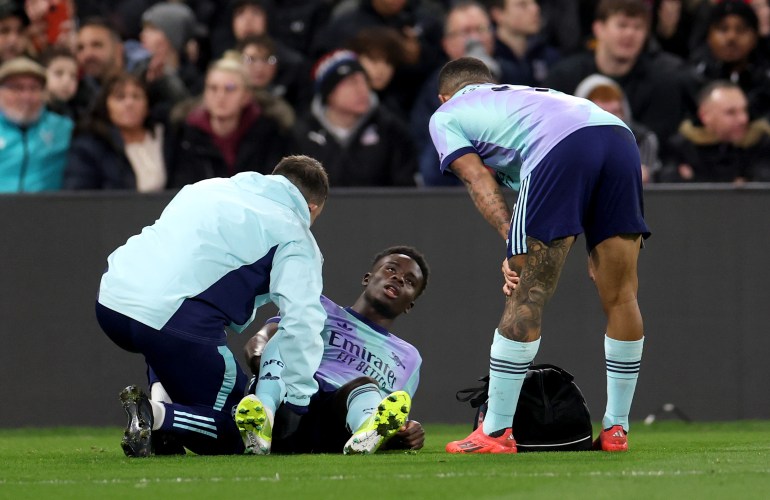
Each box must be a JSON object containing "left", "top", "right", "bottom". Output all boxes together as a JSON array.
[{"left": 119, "top": 385, "right": 154, "bottom": 458}]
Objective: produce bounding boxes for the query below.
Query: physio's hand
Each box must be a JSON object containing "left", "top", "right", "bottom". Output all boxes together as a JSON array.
[
  {"left": 502, "top": 258, "right": 519, "bottom": 296},
  {"left": 273, "top": 403, "right": 306, "bottom": 441},
  {"left": 244, "top": 332, "right": 268, "bottom": 375},
  {"left": 384, "top": 420, "right": 425, "bottom": 450}
]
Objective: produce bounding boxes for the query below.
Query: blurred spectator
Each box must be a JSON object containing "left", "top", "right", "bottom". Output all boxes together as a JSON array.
[
  {"left": 488, "top": 0, "right": 561, "bottom": 86},
  {"left": 40, "top": 45, "right": 88, "bottom": 121},
  {"left": 64, "top": 72, "right": 170, "bottom": 191},
  {"left": 76, "top": 17, "right": 131, "bottom": 87},
  {"left": 574, "top": 74, "right": 662, "bottom": 183},
  {"left": 226, "top": 37, "right": 295, "bottom": 131},
  {"left": 139, "top": 2, "right": 200, "bottom": 104},
  {"left": 76, "top": 17, "right": 194, "bottom": 122},
  {"left": 544, "top": 0, "right": 694, "bottom": 145},
  {"left": 233, "top": 33, "right": 301, "bottom": 124},
  {"left": 752, "top": 0, "right": 770, "bottom": 66},
  {"left": 752, "top": 0, "right": 770, "bottom": 41},
  {"left": 686, "top": 0, "right": 770, "bottom": 120},
  {"left": 74, "top": 0, "right": 154, "bottom": 40},
  {"left": 661, "top": 80, "right": 770, "bottom": 183},
  {"left": 410, "top": 0, "right": 526, "bottom": 186},
  {"left": 650, "top": 0, "right": 692, "bottom": 59},
  {"left": 310, "top": 0, "right": 445, "bottom": 112},
  {"left": 225, "top": 0, "right": 311, "bottom": 112},
  {"left": 537, "top": 0, "right": 584, "bottom": 56},
  {"left": 168, "top": 57, "right": 288, "bottom": 187},
  {"left": 0, "top": 56, "right": 72, "bottom": 192},
  {"left": 346, "top": 25, "right": 409, "bottom": 120},
  {"left": 23, "top": 0, "right": 76, "bottom": 57},
  {"left": 268, "top": 0, "right": 333, "bottom": 55},
  {"left": 0, "top": 0, "right": 29, "bottom": 63},
  {"left": 289, "top": 49, "right": 417, "bottom": 186}
]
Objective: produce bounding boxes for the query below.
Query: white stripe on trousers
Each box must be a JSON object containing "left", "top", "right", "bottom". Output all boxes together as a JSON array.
[{"left": 510, "top": 175, "right": 530, "bottom": 255}]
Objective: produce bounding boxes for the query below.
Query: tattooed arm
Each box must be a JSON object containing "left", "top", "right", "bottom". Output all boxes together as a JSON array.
[{"left": 450, "top": 153, "right": 511, "bottom": 240}]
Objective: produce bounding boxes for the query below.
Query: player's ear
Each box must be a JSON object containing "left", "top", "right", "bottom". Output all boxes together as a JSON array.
[
  {"left": 361, "top": 272, "right": 371, "bottom": 286},
  {"left": 403, "top": 301, "right": 415, "bottom": 314}
]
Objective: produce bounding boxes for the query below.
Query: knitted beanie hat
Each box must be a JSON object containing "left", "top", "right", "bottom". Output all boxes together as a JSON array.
[
  {"left": 142, "top": 2, "right": 197, "bottom": 53},
  {"left": 312, "top": 50, "right": 367, "bottom": 102}
]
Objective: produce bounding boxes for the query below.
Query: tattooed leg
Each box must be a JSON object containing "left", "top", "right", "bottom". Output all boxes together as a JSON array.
[{"left": 498, "top": 236, "right": 575, "bottom": 342}]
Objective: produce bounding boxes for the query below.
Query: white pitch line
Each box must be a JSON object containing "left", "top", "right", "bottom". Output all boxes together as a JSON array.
[{"left": 2, "top": 469, "right": 770, "bottom": 487}]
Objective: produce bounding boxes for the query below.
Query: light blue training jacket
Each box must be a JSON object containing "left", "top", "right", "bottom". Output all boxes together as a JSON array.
[{"left": 98, "top": 172, "right": 327, "bottom": 406}]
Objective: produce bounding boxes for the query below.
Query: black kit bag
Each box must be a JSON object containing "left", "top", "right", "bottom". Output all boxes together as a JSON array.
[{"left": 455, "top": 364, "right": 593, "bottom": 451}]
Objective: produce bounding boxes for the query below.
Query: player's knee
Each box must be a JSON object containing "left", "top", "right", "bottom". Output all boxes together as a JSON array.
[
  {"left": 599, "top": 285, "right": 638, "bottom": 308},
  {"left": 341, "top": 377, "right": 378, "bottom": 391}
]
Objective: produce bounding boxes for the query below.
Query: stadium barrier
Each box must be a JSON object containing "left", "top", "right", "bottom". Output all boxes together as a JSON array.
[{"left": 2, "top": 185, "right": 769, "bottom": 427}]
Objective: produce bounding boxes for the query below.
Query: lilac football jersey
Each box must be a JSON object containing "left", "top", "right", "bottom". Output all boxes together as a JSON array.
[
  {"left": 271, "top": 295, "right": 421, "bottom": 397},
  {"left": 429, "top": 83, "right": 629, "bottom": 189}
]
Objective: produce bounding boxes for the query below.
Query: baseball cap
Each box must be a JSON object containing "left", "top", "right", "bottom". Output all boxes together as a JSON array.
[{"left": 0, "top": 57, "right": 46, "bottom": 85}]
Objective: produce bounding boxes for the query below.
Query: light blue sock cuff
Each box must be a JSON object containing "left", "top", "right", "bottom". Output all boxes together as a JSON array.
[
  {"left": 604, "top": 335, "right": 644, "bottom": 360},
  {"left": 492, "top": 329, "right": 541, "bottom": 359},
  {"left": 604, "top": 335, "right": 644, "bottom": 380}
]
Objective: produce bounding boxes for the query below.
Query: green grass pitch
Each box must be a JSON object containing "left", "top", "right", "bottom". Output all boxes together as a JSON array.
[{"left": 2, "top": 421, "right": 769, "bottom": 499}]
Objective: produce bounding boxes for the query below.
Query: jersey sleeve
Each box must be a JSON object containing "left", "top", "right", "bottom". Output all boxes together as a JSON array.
[
  {"left": 268, "top": 238, "right": 327, "bottom": 407},
  {"left": 429, "top": 109, "right": 478, "bottom": 175}
]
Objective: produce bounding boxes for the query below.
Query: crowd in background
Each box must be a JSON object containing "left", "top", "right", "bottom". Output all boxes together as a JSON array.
[{"left": 1, "top": 0, "right": 770, "bottom": 193}]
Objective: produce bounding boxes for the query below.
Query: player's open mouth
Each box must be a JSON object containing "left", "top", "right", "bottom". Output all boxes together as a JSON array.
[{"left": 384, "top": 284, "right": 400, "bottom": 298}]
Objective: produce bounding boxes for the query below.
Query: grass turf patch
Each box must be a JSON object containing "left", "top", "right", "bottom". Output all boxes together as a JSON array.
[{"left": 1, "top": 422, "right": 769, "bottom": 499}]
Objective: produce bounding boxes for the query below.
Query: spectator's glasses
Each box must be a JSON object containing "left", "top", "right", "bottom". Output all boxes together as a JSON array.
[
  {"left": 205, "top": 82, "right": 243, "bottom": 94},
  {"left": 1, "top": 83, "right": 44, "bottom": 94},
  {"left": 242, "top": 54, "right": 277, "bottom": 66}
]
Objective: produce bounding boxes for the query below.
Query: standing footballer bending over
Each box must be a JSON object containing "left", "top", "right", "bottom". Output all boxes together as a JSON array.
[{"left": 429, "top": 57, "right": 650, "bottom": 453}]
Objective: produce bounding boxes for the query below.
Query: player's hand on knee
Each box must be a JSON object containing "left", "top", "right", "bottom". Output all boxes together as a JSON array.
[{"left": 501, "top": 258, "right": 519, "bottom": 296}]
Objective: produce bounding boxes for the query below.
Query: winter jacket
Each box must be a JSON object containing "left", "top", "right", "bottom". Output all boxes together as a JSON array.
[
  {"left": 662, "top": 119, "right": 770, "bottom": 182},
  {"left": 544, "top": 49, "right": 695, "bottom": 144},
  {"left": 290, "top": 95, "right": 417, "bottom": 187},
  {"left": 0, "top": 110, "right": 73, "bottom": 192},
  {"left": 169, "top": 102, "right": 289, "bottom": 187},
  {"left": 64, "top": 125, "right": 171, "bottom": 190}
]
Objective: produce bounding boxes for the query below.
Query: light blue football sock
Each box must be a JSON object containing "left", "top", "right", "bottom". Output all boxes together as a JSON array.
[
  {"left": 482, "top": 330, "right": 540, "bottom": 435},
  {"left": 345, "top": 383, "right": 382, "bottom": 432},
  {"left": 603, "top": 335, "right": 644, "bottom": 432},
  {"left": 253, "top": 338, "right": 285, "bottom": 415}
]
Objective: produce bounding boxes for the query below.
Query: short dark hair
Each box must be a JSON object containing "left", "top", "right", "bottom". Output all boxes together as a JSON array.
[
  {"left": 371, "top": 245, "right": 430, "bottom": 297},
  {"left": 438, "top": 56, "right": 493, "bottom": 96},
  {"left": 231, "top": 0, "right": 273, "bottom": 18},
  {"left": 0, "top": 0, "right": 28, "bottom": 25},
  {"left": 346, "top": 26, "right": 406, "bottom": 67},
  {"left": 236, "top": 34, "right": 276, "bottom": 56},
  {"left": 696, "top": 79, "right": 742, "bottom": 107},
  {"left": 39, "top": 45, "right": 77, "bottom": 67},
  {"left": 78, "top": 16, "right": 122, "bottom": 41},
  {"left": 272, "top": 155, "right": 329, "bottom": 206},
  {"left": 595, "top": 0, "right": 651, "bottom": 23}
]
